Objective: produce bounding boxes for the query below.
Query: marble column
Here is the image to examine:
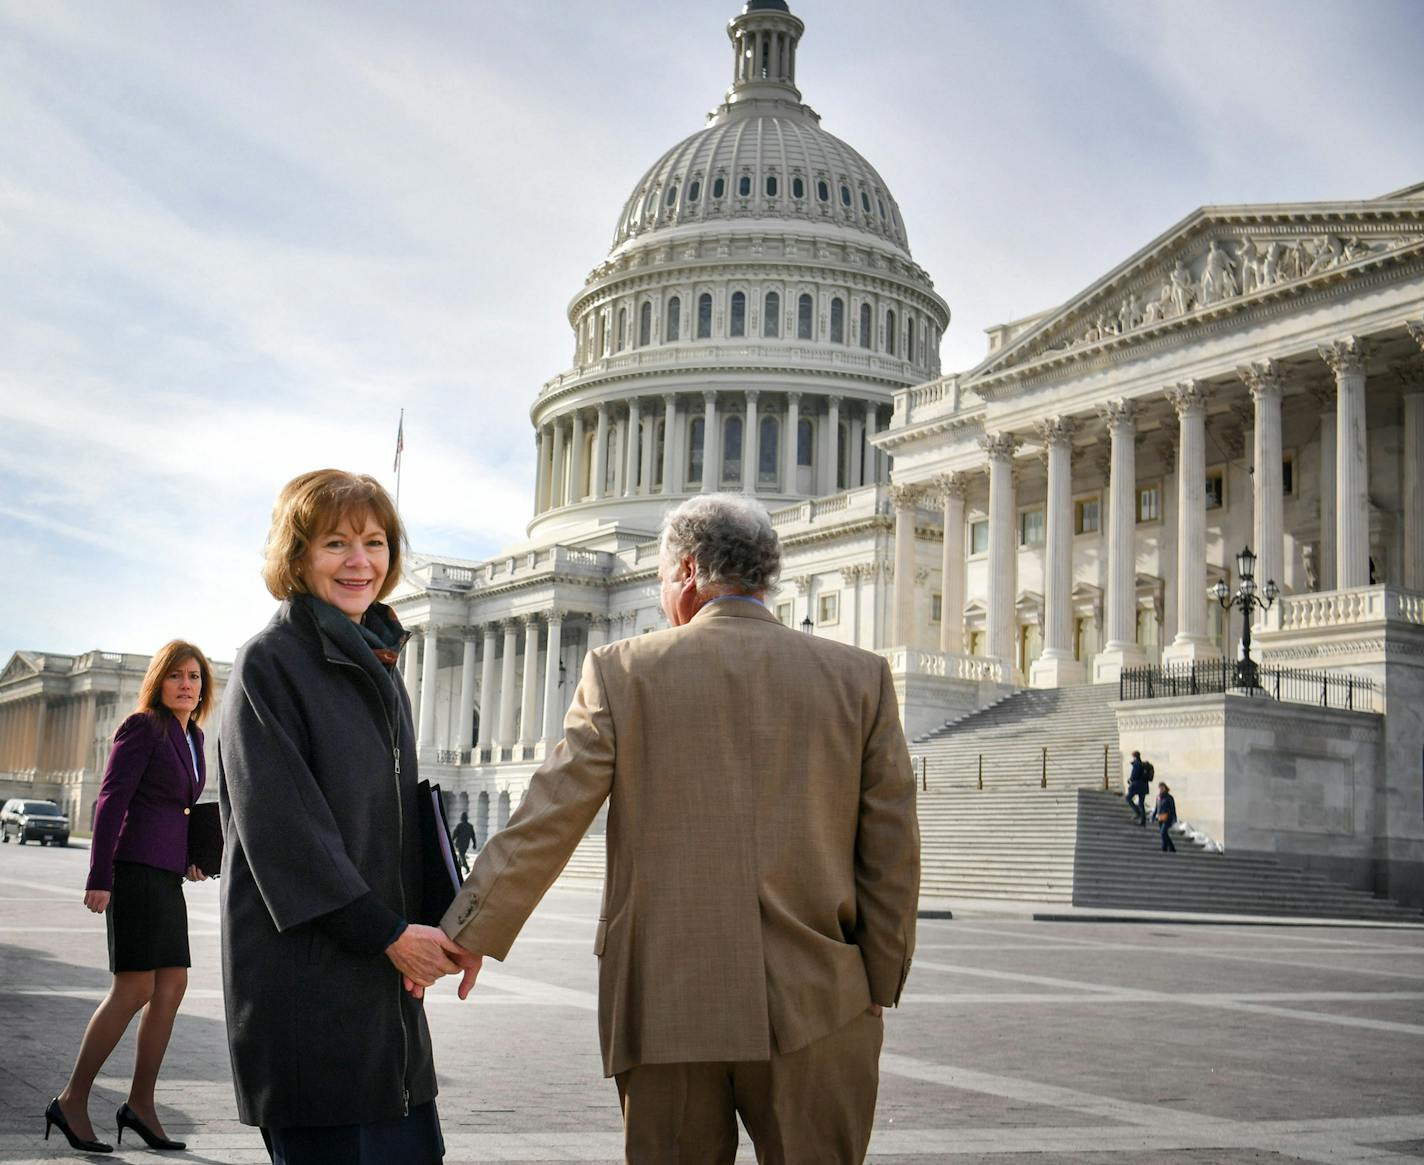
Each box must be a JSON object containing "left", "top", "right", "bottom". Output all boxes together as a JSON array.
[
  {"left": 542, "top": 610, "right": 566, "bottom": 740},
  {"left": 612, "top": 414, "right": 626, "bottom": 497},
  {"left": 535, "top": 427, "right": 551, "bottom": 513},
  {"left": 624, "top": 399, "right": 642, "bottom": 497},
  {"left": 496, "top": 620, "right": 518, "bottom": 750},
  {"left": 981, "top": 433, "right": 1020, "bottom": 670},
  {"left": 742, "top": 390, "right": 759, "bottom": 492},
  {"left": 1162, "top": 382, "right": 1218, "bottom": 664},
  {"left": 1320, "top": 337, "right": 1370, "bottom": 589},
  {"left": 826, "top": 395, "right": 841, "bottom": 491},
  {"left": 401, "top": 632, "right": 422, "bottom": 736},
  {"left": 702, "top": 391, "right": 720, "bottom": 492},
  {"left": 1093, "top": 399, "right": 1148, "bottom": 681},
  {"left": 456, "top": 632, "right": 479, "bottom": 752},
  {"left": 418, "top": 626, "right": 439, "bottom": 748},
  {"left": 517, "top": 615, "right": 541, "bottom": 750},
  {"left": 592, "top": 404, "right": 609, "bottom": 501},
  {"left": 784, "top": 392, "right": 800, "bottom": 493},
  {"left": 936, "top": 472, "right": 967, "bottom": 655},
  {"left": 850, "top": 410, "right": 865, "bottom": 487},
  {"left": 640, "top": 401, "right": 657, "bottom": 496},
  {"left": 1241, "top": 359, "right": 1285, "bottom": 607},
  {"left": 1031, "top": 417, "right": 1085, "bottom": 685},
  {"left": 662, "top": 394, "right": 678, "bottom": 493},
  {"left": 891, "top": 483, "right": 924, "bottom": 646},
  {"left": 476, "top": 625, "right": 498, "bottom": 752},
  {"left": 588, "top": 615, "right": 610, "bottom": 650},
  {"left": 569, "top": 410, "right": 586, "bottom": 504},
  {"left": 865, "top": 406, "right": 880, "bottom": 486},
  {"left": 552, "top": 422, "right": 569, "bottom": 509}
]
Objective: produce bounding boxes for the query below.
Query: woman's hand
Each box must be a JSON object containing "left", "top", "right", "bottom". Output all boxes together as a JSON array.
[
  {"left": 83, "top": 890, "right": 110, "bottom": 914},
  {"left": 385, "top": 924, "right": 460, "bottom": 994},
  {"left": 186, "top": 864, "right": 208, "bottom": 881}
]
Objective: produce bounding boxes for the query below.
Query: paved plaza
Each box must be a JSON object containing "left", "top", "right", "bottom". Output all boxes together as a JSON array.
[{"left": 1, "top": 841, "right": 1422, "bottom": 1163}]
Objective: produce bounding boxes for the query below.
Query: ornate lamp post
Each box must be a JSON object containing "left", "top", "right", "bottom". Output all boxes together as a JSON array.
[
  {"left": 800, "top": 615, "right": 814, "bottom": 634},
  {"left": 1211, "top": 545, "right": 1279, "bottom": 690}
]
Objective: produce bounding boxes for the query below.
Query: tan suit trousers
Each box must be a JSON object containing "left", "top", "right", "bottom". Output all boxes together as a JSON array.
[{"left": 614, "top": 1009, "right": 884, "bottom": 1165}]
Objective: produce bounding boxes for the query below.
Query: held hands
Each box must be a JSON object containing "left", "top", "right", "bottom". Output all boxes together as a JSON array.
[
  {"left": 83, "top": 890, "right": 111, "bottom": 914},
  {"left": 385, "top": 926, "right": 484, "bottom": 1000}
]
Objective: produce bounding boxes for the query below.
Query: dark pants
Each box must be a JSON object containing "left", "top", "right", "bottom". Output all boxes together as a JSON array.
[
  {"left": 1159, "top": 820, "right": 1176, "bottom": 851},
  {"left": 1125, "top": 784, "right": 1148, "bottom": 824}
]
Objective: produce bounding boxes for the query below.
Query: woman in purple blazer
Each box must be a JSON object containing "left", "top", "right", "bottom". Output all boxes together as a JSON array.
[{"left": 45, "top": 640, "right": 215, "bottom": 1155}]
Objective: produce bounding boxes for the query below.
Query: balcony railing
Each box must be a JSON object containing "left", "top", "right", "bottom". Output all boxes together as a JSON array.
[
  {"left": 1119, "top": 660, "right": 1376, "bottom": 713},
  {"left": 1264, "top": 585, "right": 1424, "bottom": 631},
  {"left": 880, "top": 648, "right": 1005, "bottom": 684}
]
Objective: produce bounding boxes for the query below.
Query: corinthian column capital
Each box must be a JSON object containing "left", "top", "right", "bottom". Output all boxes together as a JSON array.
[
  {"left": 889, "top": 482, "right": 927, "bottom": 510},
  {"left": 1319, "top": 336, "right": 1367, "bottom": 378},
  {"left": 1164, "top": 379, "right": 1210, "bottom": 418},
  {"left": 1406, "top": 319, "right": 1424, "bottom": 352},
  {"left": 1095, "top": 398, "right": 1137, "bottom": 434},
  {"left": 977, "top": 431, "right": 1021, "bottom": 461},
  {"left": 932, "top": 471, "right": 968, "bottom": 501},
  {"left": 1033, "top": 415, "right": 1077, "bottom": 449},
  {"left": 1238, "top": 359, "right": 1283, "bottom": 400}
]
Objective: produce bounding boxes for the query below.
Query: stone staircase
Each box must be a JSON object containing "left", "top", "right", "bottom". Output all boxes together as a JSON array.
[
  {"left": 912, "top": 684, "right": 1123, "bottom": 791},
  {"left": 918, "top": 787, "right": 1424, "bottom": 922}
]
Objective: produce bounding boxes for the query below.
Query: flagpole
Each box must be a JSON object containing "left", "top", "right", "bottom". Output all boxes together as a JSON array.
[{"left": 393, "top": 408, "right": 405, "bottom": 510}]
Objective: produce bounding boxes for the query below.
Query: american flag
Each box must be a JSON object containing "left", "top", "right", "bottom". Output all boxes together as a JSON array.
[{"left": 393, "top": 410, "right": 405, "bottom": 473}]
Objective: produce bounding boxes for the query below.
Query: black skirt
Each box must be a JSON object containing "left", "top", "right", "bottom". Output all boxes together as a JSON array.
[
  {"left": 260, "top": 1100, "right": 443, "bottom": 1165},
  {"left": 106, "top": 860, "right": 191, "bottom": 973}
]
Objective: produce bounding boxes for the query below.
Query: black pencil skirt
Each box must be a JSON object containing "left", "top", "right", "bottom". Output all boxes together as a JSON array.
[{"left": 106, "top": 860, "right": 191, "bottom": 973}]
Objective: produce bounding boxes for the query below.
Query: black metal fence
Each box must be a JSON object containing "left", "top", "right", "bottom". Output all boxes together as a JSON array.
[{"left": 1119, "top": 659, "right": 1376, "bottom": 712}]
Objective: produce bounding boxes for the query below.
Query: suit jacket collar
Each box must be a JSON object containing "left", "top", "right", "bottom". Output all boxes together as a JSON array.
[
  {"left": 164, "top": 714, "right": 205, "bottom": 801},
  {"left": 689, "top": 598, "right": 781, "bottom": 627}
]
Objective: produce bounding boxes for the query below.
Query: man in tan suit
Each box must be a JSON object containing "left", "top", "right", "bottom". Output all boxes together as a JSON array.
[{"left": 440, "top": 493, "right": 920, "bottom": 1163}]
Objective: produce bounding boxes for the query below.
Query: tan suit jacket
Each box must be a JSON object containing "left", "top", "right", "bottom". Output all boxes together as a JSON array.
[{"left": 442, "top": 599, "right": 919, "bottom": 1077}]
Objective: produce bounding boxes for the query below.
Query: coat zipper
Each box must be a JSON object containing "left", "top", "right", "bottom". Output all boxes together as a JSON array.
[{"left": 328, "top": 654, "right": 412, "bottom": 1116}]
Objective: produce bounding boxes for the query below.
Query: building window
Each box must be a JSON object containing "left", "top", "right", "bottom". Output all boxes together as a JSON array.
[
  {"left": 723, "top": 415, "right": 743, "bottom": 482},
  {"left": 797, "top": 418, "right": 814, "bottom": 467},
  {"left": 817, "top": 179, "right": 830, "bottom": 202},
  {"left": 764, "top": 291, "right": 780, "bottom": 338},
  {"left": 615, "top": 307, "right": 626, "bottom": 352},
  {"left": 859, "top": 302, "right": 872, "bottom": 349},
  {"left": 730, "top": 291, "right": 746, "bottom": 337},
  {"left": 604, "top": 430, "right": 619, "bottom": 493},
  {"left": 797, "top": 293, "right": 813, "bottom": 340},
  {"left": 776, "top": 601, "right": 794, "bottom": 627},
  {"left": 665, "top": 184, "right": 678, "bottom": 207},
  {"left": 738, "top": 174, "right": 752, "bottom": 197},
  {"left": 792, "top": 176, "right": 805, "bottom": 199},
  {"left": 759, "top": 416, "right": 779, "bottom": 484},
  {"left": 1205, "top": 468, "right": 1225, "bottom": 510},
  {"left": 1282, "top": 452, "right": 1295, "bottom": 496},
  {"left": 765, "top": 175, "right": 778, "bottom": 197},
  {"left": 666, "top": 296, "right": 681, "bottom": 342},
  {"left": 697, "top": 293, "right": 712, "bottom": 339},
  {"left": 817, "top": 591, "right": 840, "bottom": 626},
  {"left": 885, "top": 309, "right": 896, "bottom": 356},
  {"left": 906, "top": 313, "right": 915, "bottom": 363},
  {"left": 687, "top": 179, "right": 701, "bottom": 202},
  {"left": 638, "top": 301, "right": 652, "bottom": 347},
  {"left": 969, "top": 519, "right": 989, "bottom": 556},
  {"left": 877, "top": 197, "right": 886, "bottom": 219},
  {"left": 1020, "top": 509, "right": 1045, "bottom": 547},
  {"left": 830, "top": 297, "right": 845, "bottom": 343},
  {"left": 712, "top": 176, "right": 726, "bottom": 199},
  {"left": 861, "top": 190, "right": 871, "bottom": 213},
  {"left": 1075, "top": 496, "right": 1101, "bottom": 534},
  {"left": 653, "top": 420, "right": 666, "bottom": 488},
  {"left": 837, "top": 422, "right": 848, "bottom": 489},
  {"left": 931, "top": 593, "right": 943, "bottom": 623},
  {"left": 1137, "top": 482, "right": 1162, "bottom": 524},
  {"left": 687, "top": 418, "right": 704, "bottom": 485},
  {"left": 840, "top": 183, "right": 852, "bottom": 207}
]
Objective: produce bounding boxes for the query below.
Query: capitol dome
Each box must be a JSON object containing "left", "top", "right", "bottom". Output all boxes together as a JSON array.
[{"left": 527, "top": 0, "right": 950, "bottom": 541}]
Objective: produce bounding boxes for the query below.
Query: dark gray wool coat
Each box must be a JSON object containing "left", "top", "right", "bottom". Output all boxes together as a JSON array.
[{"left": 218, "top": 600, "right": 435, "bottom": 1128}]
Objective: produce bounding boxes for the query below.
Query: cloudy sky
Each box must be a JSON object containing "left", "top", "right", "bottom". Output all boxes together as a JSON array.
[{"left": 2, "top": 0, "right": 1421, "bottom": 664}]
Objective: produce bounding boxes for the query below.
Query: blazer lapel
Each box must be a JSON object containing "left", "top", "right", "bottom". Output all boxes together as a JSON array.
[{"left": 166, "top": 716, "right": 199, "bottom": 802}]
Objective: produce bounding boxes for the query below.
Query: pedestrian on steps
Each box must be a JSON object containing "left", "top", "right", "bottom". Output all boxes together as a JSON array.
[
  {"left": 1124, "top": 751, "right": 1152, "bottom": 826},
  {"left": 1154, "top": 782, "right": 1178, "bottom": 853}
]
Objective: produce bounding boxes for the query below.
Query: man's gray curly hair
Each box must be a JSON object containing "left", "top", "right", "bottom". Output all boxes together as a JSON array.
[{"left": 659, "top": 493, "right": 782, "bottom": 594}]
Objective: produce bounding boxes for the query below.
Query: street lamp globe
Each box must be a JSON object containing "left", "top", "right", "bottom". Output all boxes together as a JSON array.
[{"left": 1236, "top": 545, "right": 1257, "bottom": 583}]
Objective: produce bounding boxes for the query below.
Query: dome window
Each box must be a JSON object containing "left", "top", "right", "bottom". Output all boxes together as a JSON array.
[
  {"left": 730, "top": 291, "right": 747, "bottom": 337},
  {"left": 860, "top": 190, "right": 871, "bottom": 214},
  {"left": 839, "top": 184, "right": 851, "bottom": 207},
  {"left": 666, "top": 185, "right": 679, "bottom": 208},
  {"left": 797, "top": 293, "right": 813, "bottom": 340},
  {"left": 738, "top": 175, "right": 752, "bottom": 197},
  {"left": 688, "top": 180, "right": 702, "bottom": 202},
  {"left": 859, "top": 302, "right": 872, "bottom": 349},
  {"left": 885, "top": 308, "right": 896, "bottom": 356},
  {"left": 616, "top": 307, "right": 627, "bottom": 353},
  {"left": 764, "top": 291, "right": 780, "bottom": 338},
  {"left": 712, "top": 176, "right": 726, "bottom": 199},
  {"left": 877, "top": 198, "right": 886, "bottom": 219},
  {"left": 645, "top": 191, "right": 657, "bottom": 216},
  {"left": 697, "top": 293, "right": 713, "bottom": 338},
  {"left": 906, "top": 312, "right": 915, "bottom": 363},
  {"left": 817, "top": 180, "right": 830, "bottom": 203},
  {"left": 792, "top": 176, "right": 805, "bottom": 200},
  {"left": 639, "top": 301, "right": 652, "bottom": 347},
  {"left": 830, "top": 297, "right": 845, "bottom": 343},
  {"left": 667, "top": 297, "right": 681, "bottom": 342},
  {"left": 766, "top": 175, "right": 778, "bottom": 197}
]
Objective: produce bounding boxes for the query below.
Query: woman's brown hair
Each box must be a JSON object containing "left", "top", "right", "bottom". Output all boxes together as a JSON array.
[
  {"left": 261, "top": 469, "right": 406, "bottom": 602},
  {"left": 135, "top": 640, "right": 216, "bottom": 726}
]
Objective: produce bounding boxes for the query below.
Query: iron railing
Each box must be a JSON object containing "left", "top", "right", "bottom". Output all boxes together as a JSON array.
[{"left": 1119, "top": 659, "right": 1376, "bottom": 712}]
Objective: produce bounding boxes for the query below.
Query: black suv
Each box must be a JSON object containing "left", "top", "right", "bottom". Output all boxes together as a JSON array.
[{"left": 0, "top": 799, "right": 70, "bottom": 846}]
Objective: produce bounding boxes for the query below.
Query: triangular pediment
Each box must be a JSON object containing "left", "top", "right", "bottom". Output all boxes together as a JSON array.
[
  {"left": 0, "top": 652, "right": 42, "bottom": 686},
  {"left": 966, "top": 192, "right": 1424, "bottom": 393}
]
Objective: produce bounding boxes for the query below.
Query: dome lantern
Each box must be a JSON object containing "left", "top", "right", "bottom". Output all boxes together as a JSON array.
[{"left": 723, "top": 0, "right": 805, "bottom": 111}]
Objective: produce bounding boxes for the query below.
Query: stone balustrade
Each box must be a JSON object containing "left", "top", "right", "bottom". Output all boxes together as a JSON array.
[
  {"left": 1265, "top": 586, "right": 1424, "bottom": 631},
  {"left": 878, "top": 647, "right": 1005, "bottom": 683}
]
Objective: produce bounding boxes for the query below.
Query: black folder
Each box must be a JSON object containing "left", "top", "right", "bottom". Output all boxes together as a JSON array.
[
  {"left": 186, "top": 801, "right": 223, "bottom": 877},
  {"left": 417, "top": 781, "right": 463, "bottom": 926}
]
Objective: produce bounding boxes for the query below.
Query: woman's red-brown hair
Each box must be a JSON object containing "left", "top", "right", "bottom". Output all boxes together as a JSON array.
[{"left": 135, "top": 640, "right": 215, "bottom": 726}]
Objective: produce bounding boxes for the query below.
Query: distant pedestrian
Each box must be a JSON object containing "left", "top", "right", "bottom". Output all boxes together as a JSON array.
[
  {"left": 1124, "top": 750, "right": 1153, "bottom": 826},
  {"left": 451, "top": 812, "right": 476, "bottom": 877},
  {"left": 1154, "top": 782, "right": 1178, "bottom": 852}
]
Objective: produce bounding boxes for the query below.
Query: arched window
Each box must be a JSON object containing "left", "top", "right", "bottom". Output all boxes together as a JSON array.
[
  {"left": 738, "top": 175, "right": 752, "bottom": 197},
  {"left": 730, "top": 291, "right": 746, "bottom": 337},
  {"left": 840, "top": 184, "right": 852, "bottom": 207},
  {"left": 830, "top": 297, "right": 845, "bottom": 344},
  {"left": 723, "top": 415, "right": 743, "bottom": 483},
  {"left": 797, "top": 418, "right": 814, "bottom": 467},
  {"left": 712, "top": 176, "right": 726, "bottom": 199},
  {"left": 763, "top": 291, "right": 779, "bottom": 338},
  {"left": 638, "top": 301, "right": 652, "bottom": 347},
  {"left": 859, "top": 302, "right": 872, "bottom": 350},
  {"left": 906, "top": 312, "right": 915, "bottom": 363},
  {"left": 616, "top": 307, "right": 626, "bottom": 353},
  {"left": 817, "top": 179, "right": 830, "bottom": 203},
  {"left": 860, "top": 190, "right": 871, "bottom": 213},
  {"left": 666, "top": 184, "right": 678, "bottom": 208},
  {"left": 759, "top": 416, "right": 779, "bottom": 485},
  {"left": 797, "top": 293, "right": 813, "bottom": 340},
  {"left": 697, "top": 293, "right": 713, "bottom": 338},
  {"left": 885, "top": 308, "right": 896, "bottom": 356},
  {"left": 597, "top": 312, "right": 608, "bottom": 359},
  {"left": 688, "top": 180, "right": 701, "bottom": 203},
  {"left": 688, "top": 418, "right": 705, "bottom": 485},
  {"left": 792, "top": 176, "right": 805, "bottom": 200},
  {"left": 666, "top": 296, "right": 681, "bottom": 342},
  {"left": 765, "top": 175, "right": 778, "bottom": 197}
]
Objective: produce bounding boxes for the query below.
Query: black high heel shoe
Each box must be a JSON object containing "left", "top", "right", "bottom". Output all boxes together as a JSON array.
[
  {"left": 116, "top": 1102, "right": 187, "bottom": 1151},
  {"left": 44, "top": 1097, "right": 113, "bottom": 1153}
]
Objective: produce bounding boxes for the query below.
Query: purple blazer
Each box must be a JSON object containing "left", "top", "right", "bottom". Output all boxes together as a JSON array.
[{"left": 86, "top": 711, "right": 206, "bottom": 891}]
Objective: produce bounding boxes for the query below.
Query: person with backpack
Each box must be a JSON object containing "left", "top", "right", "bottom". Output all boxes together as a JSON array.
[
  {"left": 1124, "top": 750, "right": 1153, "bottom": 826},
  {"left": 1154, "top": 782, "right": 1178, "bottom": 852}
]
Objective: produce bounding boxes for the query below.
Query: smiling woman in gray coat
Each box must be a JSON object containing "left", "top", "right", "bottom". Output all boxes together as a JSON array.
[{"left": 219, "top": 469, "right": 468, "bottom": 1165}]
